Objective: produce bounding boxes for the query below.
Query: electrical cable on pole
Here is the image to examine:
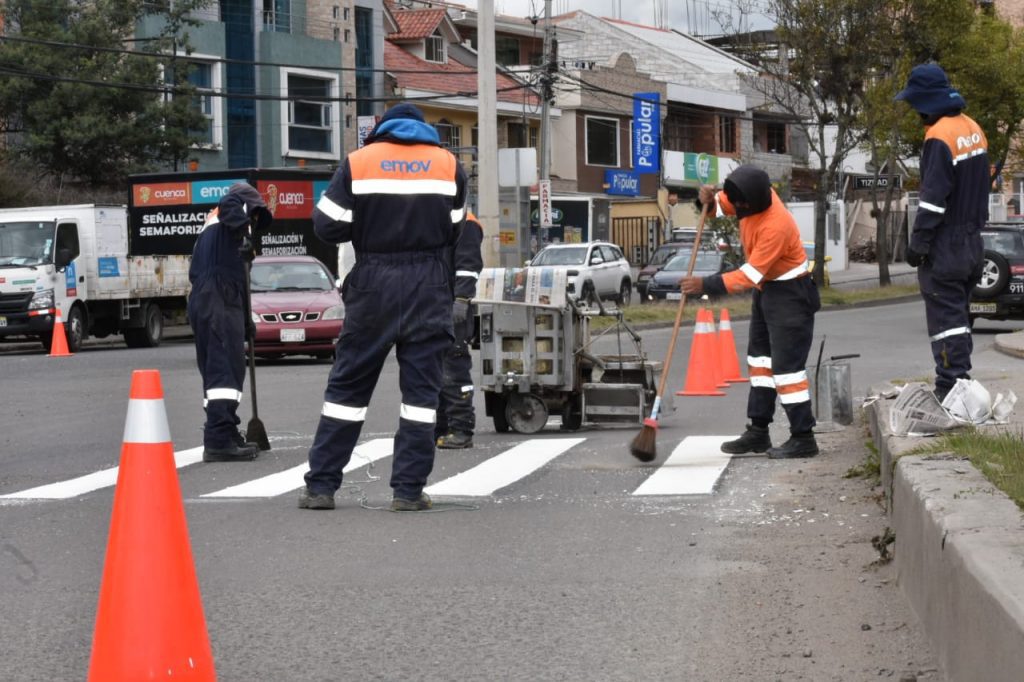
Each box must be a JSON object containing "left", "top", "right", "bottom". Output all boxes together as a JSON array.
[{"left": 538, "top": 0, "right": 554, "bottom": 245}]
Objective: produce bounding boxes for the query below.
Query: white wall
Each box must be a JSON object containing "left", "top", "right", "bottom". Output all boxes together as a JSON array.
[{"left": 790, "top": 201, "right": 848, "bottom": 271}]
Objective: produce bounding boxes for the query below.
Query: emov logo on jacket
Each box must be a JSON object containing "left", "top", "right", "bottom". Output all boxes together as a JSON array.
[{"left": 380, "top": 159, "right": 432, "bottom": 173}]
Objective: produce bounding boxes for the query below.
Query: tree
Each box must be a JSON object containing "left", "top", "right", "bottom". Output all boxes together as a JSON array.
[{"left": 0, "top": 0, "right": 210, "bottom": 189}]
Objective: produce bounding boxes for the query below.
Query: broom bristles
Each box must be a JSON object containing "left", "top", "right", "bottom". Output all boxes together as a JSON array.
[
  {"left": 246, "top": 417, "right": 272, "bottom": 451},
  {"left": 629, "top": 419, "right": 658, "bottom": 462}
]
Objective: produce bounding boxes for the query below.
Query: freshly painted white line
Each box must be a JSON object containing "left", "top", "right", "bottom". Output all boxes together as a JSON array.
[
  {"left": 425, "top": 438, "right": 584, "bottom": 497},
  {"left": 0, "top": 447, "right": 204, "bottom": 500},
  {"left": 632, "top": 435, "right": 735, "bottom": 496},
  {"left": 201, "top": 438, "right": 394, "bottom": 498}
]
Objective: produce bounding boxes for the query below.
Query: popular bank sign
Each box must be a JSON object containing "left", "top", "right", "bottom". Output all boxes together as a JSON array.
[{"left": 632, "top": 92, "right": 660, "bottom": 175}]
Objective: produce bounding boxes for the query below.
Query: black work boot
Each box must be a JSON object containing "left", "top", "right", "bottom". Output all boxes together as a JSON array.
[
  {"left": 391, "top": 492, "right": 432, "bottom": 512},
  {"left": 297, "top": 487, "right": 336, "bottom": 510},
  {"left": 436, "top": 432, "right": 473, "bottom": 449},
  {"left": 234, "top": 429, "right": 258, "bottom": 449},
  {"left": 721, "top": 424, "right": 772, "bottom": 454},
  {"left": 767, "top": 433, "right": 819, "bottom": 459},
  {"left": 203, "top": 442, "right": 259, "bottom": 462}
]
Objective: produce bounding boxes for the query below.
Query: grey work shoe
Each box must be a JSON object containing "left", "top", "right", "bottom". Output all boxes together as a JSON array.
[
  {"left": 767, "top": 434, "right": 819, "bottom": 459},
  {"left": 721, "top": 424, "right": 772, "bottom": 454},
  {"left": 297, "top": 487, "right": 336, "bottom": 510},
  {"left": 203, "top": 443, "right": 259, "bottom": 462},
  {"left": 436, "top": 432, "right": 473, "bottom": 449},
  {"left": 390, "top": 492, "right": 432, "bottom": 512}
]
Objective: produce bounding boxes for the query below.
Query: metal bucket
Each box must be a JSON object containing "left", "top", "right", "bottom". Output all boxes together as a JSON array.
[{"left": 808, "top": 355, "right": 857, "bottom": 430}]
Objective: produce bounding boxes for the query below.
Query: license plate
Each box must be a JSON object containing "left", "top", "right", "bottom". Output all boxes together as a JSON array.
[
  {"left": 666, "top": 292, "right": 682, "bottom": 300},
  {"left": 280, "top": 328, "right": 305, "bottom": 342},
  {"left": 970, "top": 302, "right": 997, "bottom": 314},
  {"left": 0, "top": 316, "right": 6, "bottom": 326},
  {"left": 1010, "top": 281, "right": 1024, "bottom": 295}
]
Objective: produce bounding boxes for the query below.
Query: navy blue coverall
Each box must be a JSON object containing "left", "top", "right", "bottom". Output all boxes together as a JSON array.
[
  {"left": 188, "top": 183, "right": 272, "bottom": 449},
  {"left": 436, "top": 213, "right": 484, "bottom": 440},
  {"left": 304, "top": 109, "right": 468, "bottom": 500}
]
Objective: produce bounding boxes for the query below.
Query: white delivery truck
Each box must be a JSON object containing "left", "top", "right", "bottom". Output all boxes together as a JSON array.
[{"left": 0, "top": 204, "right": 189, "bottom": 352}]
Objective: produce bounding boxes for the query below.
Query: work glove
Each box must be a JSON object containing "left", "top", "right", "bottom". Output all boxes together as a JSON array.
[
  {"left": 239, "top": 236, "right": 256, "bottom": 262},
  {"left": 905, "top": 246, "right": 925, "bottom": 268},
  {"left": 452, "top": 298, "right": 470, "bottom": 325}
]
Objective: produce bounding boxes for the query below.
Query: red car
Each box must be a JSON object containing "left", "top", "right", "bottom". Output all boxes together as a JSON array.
[{"left": 249, "top": 255, "right": 344, "bottom": 359}]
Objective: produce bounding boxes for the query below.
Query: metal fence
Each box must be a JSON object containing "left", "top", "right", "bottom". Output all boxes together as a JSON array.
[{"left": 612, "top": 216, "right": 663, "bottom": 266}]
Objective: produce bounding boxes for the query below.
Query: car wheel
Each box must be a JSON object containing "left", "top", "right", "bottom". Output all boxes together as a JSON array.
[
  {"left": 617, "top": 279, "right": 631, "bottom": 306},
  {"left": 973, "top": 250, "right": 1009, "bottom": 298},
  {"left": 64, "top": 305, "right": 86, "bottom": 353}
]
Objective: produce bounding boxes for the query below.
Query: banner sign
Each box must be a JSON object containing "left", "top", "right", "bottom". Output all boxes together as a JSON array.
[
  {"left": 852, "top": 174, "right": 902, "bottom": 190},
  {"left": 605, "top": 169, "right": 641, "bottom": 196},
  {"left": 632, "top": 92, "right": 660, "bottom": 174},
  {"left": 538, "top": 179, "right": 554, "bottom": 228}
]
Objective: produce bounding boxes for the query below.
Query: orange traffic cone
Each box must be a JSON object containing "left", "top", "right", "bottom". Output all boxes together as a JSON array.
[
  {"left": 88, "top": 369, "right": 216, "bottom": 681},
  {"left": 717, "top": 308, "right": 747, "bottom": 383},
  {"left": 676, "top": 307, "right": 726, "bottom": 397},
  {"left": 49, "top": 308, "right": 72, "bottom": 357}
]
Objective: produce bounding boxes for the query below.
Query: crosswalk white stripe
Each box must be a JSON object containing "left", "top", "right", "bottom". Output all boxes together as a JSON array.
[
  {"left": 632, "top": 436, "right": 734, "bottom": 496},
  {"left": 201, "top": 438, "right": 394, "bottom": 498},
  {"left": 0, "top": 447, "right": 204, "bottom": 500},
  {"left": 425, "top": 438, "right": 584, "bottom": 497}
]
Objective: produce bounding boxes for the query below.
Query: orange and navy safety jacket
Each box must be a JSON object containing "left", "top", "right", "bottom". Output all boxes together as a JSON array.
[
  {"left": 313, "top": 123, "right": 468, "bottom": 257},
  {"left": 702, "top": 188, "right": 807, "bottom": 297},
  {"left": 454, "top": 212, "right": 484, "bottom": 300},
  {"left": 912, "top": 113, "right": 988, "bottom": 278}
]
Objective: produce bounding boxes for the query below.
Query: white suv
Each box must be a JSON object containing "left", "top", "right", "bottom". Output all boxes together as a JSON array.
[{"left": 526, "top": 241, "right": 633, "bottom": 305}]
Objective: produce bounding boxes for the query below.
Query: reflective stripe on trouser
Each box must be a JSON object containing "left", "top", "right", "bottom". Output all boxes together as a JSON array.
[
  {"left": 918, "top": 267, "right": 974, "bottom": 392},
  {"left": 304, "top": 254, "right": 453, "bottom": 497},
  {"left": 746, "top": 277, "right": 820, "bottom": 435},
  {"left": 436, "top": 314, "right": 476, "bottom": 437},
  {"left": 188, "top": 276, "right": 246, "bottom": 448}
]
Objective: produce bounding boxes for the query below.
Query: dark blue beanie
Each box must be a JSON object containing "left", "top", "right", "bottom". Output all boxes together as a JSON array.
[
  {"left": 895, "top": 63, "right": 966, "bottom": 116},
  {"left": 379, "top": 103, "right": 426, "bottom": 124}
]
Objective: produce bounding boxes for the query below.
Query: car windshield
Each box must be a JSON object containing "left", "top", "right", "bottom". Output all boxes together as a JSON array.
[
  {"left": 251, "top": 262, "right": 333, "bottom": 292},
  {"left": 982, "top": 231, "right": 1023, "bottom": 256},
  {"left": 662, "top": 251, "right": 721, "bottom": 272},
  {"left": 0, "top": 221, "right": 55, "bottom": 267},
  {"left": 650, "top": 247, "right": 683, "bottom": 267},
  {"left": 531, "top": 246, "right": 588, "bottom": 266}
]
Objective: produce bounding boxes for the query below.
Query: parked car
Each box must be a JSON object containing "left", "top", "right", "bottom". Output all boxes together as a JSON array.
[
  {"left": 248, "top": 255, "right": 344, "bottom": 359},
  {"left": 526, "top": 241, "right": 633, "bottom": 305},
  {"left": 645, "top": 249, "right": 738, "bottom": 301},
  {"left": 635, "top": 242, "right": 690, "bottom": 301},
  {"left": 803, "top": 242, "right": 832, "bottom": 288},
  {"left": 969, "top": 222, "right": 1024, "bottom": 326}
]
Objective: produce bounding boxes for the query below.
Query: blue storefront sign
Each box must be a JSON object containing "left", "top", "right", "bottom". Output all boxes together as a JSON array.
[
  {"left": 605, "top": 170, "right": 641, "bottom": 197},
  {"left": 632, "top": 92, "right": 660, "bottom": 174}
]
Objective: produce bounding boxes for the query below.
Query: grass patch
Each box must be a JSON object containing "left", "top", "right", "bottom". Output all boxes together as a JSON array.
[
  {"left": 846, "top": 438, "right": 881, "bottom": 482},
  {"left": 591, "top": 282, "right": 920, "bottom": 330},
  {"left": 910, "top": 427, "right": 1024, "bottom": 510}
]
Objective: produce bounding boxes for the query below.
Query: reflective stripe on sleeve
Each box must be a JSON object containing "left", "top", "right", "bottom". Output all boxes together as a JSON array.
[
  {"left": 740, "top": 263, "right": 764, "bottom": 284},
  {"left": 455, "top": 270, "right": 480, "bottom": 279},
  {"left": 931, "top": 326, "right": 971, "bottom": 342},
  {"left": 351, "top": 178, "right": 458, "bottom": 196},
  {"left": 918, "top": 200, "right": 945, "bottom": 215},
  {"left": 773, "top": 261, "right": 810, "bottom": 281},
  {"left": 400, "top": 403, "right": 436, "bottom": 423},
  {"left": 460, "top": 384, "right": 474, "bottom": 393},
  {"left": 451, "top": 207, "right": 466, "bottom": 223},
  {"left": 206, "top": 388, "right": 243, "bottom": 402},
  {"left": 317, "top": 195, "right": 353, "bottom": 222},
  {"left": 322, "top": 402, "right": 367, "bottom": 422}
]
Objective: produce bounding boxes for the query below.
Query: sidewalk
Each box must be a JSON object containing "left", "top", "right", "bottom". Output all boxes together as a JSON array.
[{"left": 853, "top": 259, "right": 1024, "bottom": 681}]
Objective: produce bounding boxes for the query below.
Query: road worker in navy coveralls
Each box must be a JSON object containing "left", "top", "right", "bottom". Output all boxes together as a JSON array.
[
  {"left": 436, "top": 211, "right": 484, "bottom": 449},
  {"left": 682, "top": 165, "right": 821, "bottom": 459},
  {"left": 188, "top": 182, "right": 273, "bottom": 462},
  {"left": 299, "top": 103, "right": 468, "bottom": 511},
  {"left": 895, "top": 63, "right": 989, "bottom": 403}
]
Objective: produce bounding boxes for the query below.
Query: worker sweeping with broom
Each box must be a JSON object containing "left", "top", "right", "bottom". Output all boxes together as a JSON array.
[{"left": 684, "top": 165, "right": 820, "bottom": 459}]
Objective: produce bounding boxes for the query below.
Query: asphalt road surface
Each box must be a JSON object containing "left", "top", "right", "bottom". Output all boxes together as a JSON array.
[{"left": 4, "top": 300, "right": 1017, "bottom": 680}]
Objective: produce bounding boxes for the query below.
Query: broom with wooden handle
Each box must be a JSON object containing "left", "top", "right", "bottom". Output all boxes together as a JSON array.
[{"left": 629, "top": 202, "right": 710, "bottom": 462}]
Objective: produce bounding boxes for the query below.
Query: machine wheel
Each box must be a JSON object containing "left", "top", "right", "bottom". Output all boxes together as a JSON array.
[
  {"left": 560, "top": 395, "right": 583, "bottom": 431},
  {"left": 973, "top": 250, "right": 1009, "bottom": 298},
  {"left": 617, "top": 279, "right": 631, "bottom": 306},
  {"left": 506, "top": 393, "right": 548, "bottom": 434},
  {"left": 125, "top": 303, "right": 163, "bottom": 348},
  {"left": 64, "top": 305, "right": 86, "bottom": 353}
]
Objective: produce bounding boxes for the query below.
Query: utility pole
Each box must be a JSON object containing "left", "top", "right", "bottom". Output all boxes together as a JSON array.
[
  {"left": 537, "top": 0, "right": 554, "bottom": 244},
  {"left": 477, "top": 1, "right": 500, "bottom": 267}
]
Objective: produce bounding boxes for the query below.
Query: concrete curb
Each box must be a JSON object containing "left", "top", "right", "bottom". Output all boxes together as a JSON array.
[{"left": 865, "top": 388, "right": 1024, "bottom": 682}]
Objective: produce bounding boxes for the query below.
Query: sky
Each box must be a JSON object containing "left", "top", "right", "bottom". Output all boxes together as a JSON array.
[{"left": 453, "top": 0, "right": 773, "bottom": 37}]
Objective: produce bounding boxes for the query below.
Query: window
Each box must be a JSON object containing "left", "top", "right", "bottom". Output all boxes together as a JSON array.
[
  {"left": 718, "top": 115, "right": 737, "bottom": 154},
  {"left": 495, "top": 35, "right": 520, "bottom": 66},
  {"left": 164, "top": 57, "right": 222, "bottom": 148},
  {"left": 425, "top": 30, "right": 445, "bottom": 63},
  {"left": 355, "top": 7, "right": 374, "bottom": 116},
  {"left": 434, "top": 119, "right": 461, "bottom": 149},
  {"left": 263, "top": 0, "right": 291, "bottom": 33},
  {"left": 281, "top": 68, "right": 340, "bottom": 159},
  {"left": 766, "top": 121, "right": 787, "bottom": 154},
  {"left": 585, "top": 115, "right": 619, "bottom": 167}
]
